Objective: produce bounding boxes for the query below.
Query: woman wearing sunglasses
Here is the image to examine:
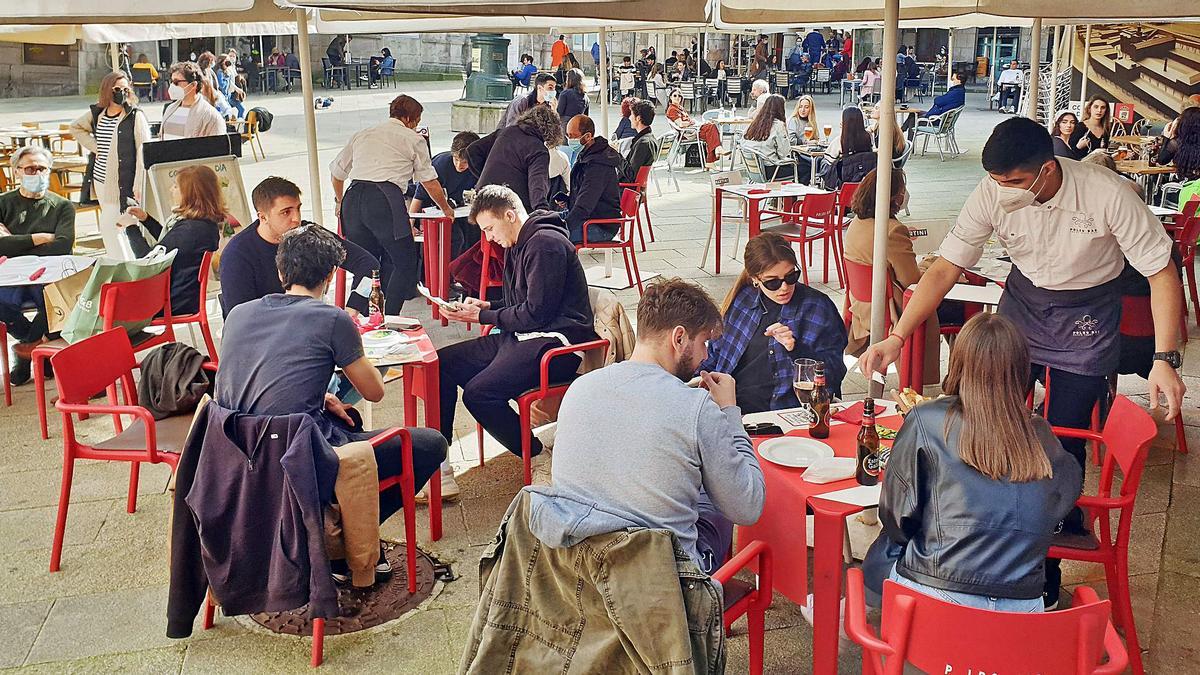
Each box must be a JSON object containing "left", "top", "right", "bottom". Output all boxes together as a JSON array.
[{"left": 699, "top": 232, "right": 848, "bottom": 414}]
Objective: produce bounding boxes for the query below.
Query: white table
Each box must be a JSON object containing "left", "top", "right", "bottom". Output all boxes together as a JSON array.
[
  {"left": 0, "top": 255, "right": 94, "bottom": 287},
  {"left": 708, "top": 183, "right": 833, "bottom": 274}
]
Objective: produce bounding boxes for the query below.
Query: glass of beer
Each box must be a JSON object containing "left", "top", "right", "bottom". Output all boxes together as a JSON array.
[
  {"left": 822, "top": 124, "right": 833, "bottom": 145},
  {"left": 793, "top": 358, "right": 819, "bottom": 420},
  {"left": 803, "top": 125, "right": 815, "bottom": 143}
]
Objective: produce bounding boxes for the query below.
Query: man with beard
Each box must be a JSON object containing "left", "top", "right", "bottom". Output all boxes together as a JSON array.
[{"left": 531, "top": 278, "right": 765, "bottom": 573}]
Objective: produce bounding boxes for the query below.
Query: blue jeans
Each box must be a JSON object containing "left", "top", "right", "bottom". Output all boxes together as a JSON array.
[{"left": 888, "top": 564, "right": 1044, "bottom": 613}]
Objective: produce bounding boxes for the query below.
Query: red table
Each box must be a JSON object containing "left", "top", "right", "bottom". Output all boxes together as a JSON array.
[
  {"left": 738, "top": 409, "right": 902, "bottom": 675},
  {"left": 710, "top": 183, "right": 830, "bottom": 274},
  {"left": 384, "top": 324, "right": 444, "bottom": 541},
  {"left": 411, "top": 210, "right": 463, "bottom": 327}
]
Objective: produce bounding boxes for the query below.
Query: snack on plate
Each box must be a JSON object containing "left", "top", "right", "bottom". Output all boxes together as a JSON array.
[
  {"left": 890, "top": 388, "right": 943, "bottom": 414},
  {"left": 875, "top": 425, "right": 898, "bottom": 440}
]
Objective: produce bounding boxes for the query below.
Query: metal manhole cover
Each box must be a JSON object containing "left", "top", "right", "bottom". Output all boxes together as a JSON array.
[{"left": 250, "top": 543, "right": 437, "bottom": 636}]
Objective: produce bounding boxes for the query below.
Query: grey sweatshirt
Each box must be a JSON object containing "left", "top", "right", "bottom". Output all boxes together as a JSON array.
[{"left": 530, "top": 360, "right": 765, "bottom": 565}]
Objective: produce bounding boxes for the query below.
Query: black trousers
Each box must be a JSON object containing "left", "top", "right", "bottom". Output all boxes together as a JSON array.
[
  {"left": 999, "top": 85, "right": 1021, "bottom": 111},
  {"left": 342, "top": 185, "right": 420, "bottom": 315},
  {"left": 438, "top": 332, "right": 580, "bottom": 457}
]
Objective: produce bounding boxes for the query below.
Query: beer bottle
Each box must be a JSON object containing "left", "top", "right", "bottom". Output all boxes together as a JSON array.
[
  {"left": 856, "top": 398, "right": 881, "bottom": 486},
  {"left": 810, "top": 364, "right": 831, "bottom": 439},
  {"left": 367, "top": 269, "right": 385, "bottom": 327}
]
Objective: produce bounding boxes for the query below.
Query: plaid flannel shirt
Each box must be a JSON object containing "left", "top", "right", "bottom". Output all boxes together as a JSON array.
[{"left": 700, "top": 283, "right": 848, "bottom": 407}]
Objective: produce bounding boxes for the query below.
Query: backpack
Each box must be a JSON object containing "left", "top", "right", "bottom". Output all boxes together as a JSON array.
[
  {"left": 137, "top": 343, "right": 212, "bottom": 420},
  {"left": 821, "top": 150, "right": 878, "bottom": 190},
  {"left": 249, "top": 106, "right": 273, "bottom": 132}
]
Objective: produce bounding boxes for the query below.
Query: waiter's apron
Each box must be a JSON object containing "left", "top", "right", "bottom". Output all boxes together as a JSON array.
[
  {"left": 998, "top": 266, "right": 1123, "bottom": 377},
  {"left": 343, "top": 179, "right": 419, "bottom": 302}
]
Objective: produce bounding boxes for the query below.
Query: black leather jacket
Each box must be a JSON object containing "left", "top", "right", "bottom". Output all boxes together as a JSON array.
[{"left": 880, "top": 397, "right": 1083, "bottom": 599}]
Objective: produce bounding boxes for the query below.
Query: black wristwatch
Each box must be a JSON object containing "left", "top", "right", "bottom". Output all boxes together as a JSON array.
[{"left": 1153, "top": 351, "right": 1182, "bottom": 369}]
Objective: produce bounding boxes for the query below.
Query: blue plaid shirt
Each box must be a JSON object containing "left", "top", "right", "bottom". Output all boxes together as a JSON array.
[{"left": 700, "top": 283, "right": 848, "bottom": 408}]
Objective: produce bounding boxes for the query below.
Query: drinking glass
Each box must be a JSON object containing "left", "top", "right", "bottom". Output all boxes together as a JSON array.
[
  {"left": 822, "top": 124, "right": 833, "bottom": 144},
  {"left": 803, "top": 125, "right": 815, "bottom": 142},
  {"left": 793, "top": 358, "right": 819, "bottom": 416}
]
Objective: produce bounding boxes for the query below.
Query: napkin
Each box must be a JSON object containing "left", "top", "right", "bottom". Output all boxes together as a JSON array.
[
  {"left": 802, "top": 457, "right": 856, "bottom": 484},
  {"left": 831, "top": 401, "right": 865, "bottom": 425}
]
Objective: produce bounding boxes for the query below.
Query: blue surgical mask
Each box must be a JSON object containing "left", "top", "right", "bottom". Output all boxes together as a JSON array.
[
  {"left": 567, "top": 137, "right": 582, "bottom": 151},
  {"left": 21, "top": 174, "right": 50, "bottom": 195}
]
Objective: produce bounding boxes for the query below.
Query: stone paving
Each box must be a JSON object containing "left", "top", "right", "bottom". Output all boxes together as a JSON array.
[{"left": 1, "top": 82, "right": 1198, "bottom": 673}]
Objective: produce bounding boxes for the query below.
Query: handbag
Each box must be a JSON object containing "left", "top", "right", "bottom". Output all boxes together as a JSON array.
[{"left": 60, "top": 246, "right": 177, "bottom": 344}]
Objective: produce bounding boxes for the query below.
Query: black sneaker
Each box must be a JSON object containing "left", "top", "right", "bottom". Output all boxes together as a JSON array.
[
  {"left": 9, "top": 357, "right": 31, "bottom": 386},
  {"left": 375, "top": 544, "right": 393, "bottom": 582},
  {"left": 1043, "top": 561, "right": 1062, "bottom": 609},
  {"left": 330, "top": 558, "right": 351, "bottom": 585}
]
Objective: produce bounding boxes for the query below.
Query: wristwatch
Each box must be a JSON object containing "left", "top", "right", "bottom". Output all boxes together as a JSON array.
[{"left": 1153, "top": 351, "right": 1182, "bottom": 369}]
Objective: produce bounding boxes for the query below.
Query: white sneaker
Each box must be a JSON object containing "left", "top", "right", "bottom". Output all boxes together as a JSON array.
[
  {"left": 415, "top": 469, "right": 462, "bottom": 504},
  {"left": 531, "top": 450, "right": 553, "bottom": 486}
]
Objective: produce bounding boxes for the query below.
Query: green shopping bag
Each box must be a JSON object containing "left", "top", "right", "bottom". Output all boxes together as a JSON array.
[{"left": 60, "top": 247, "right": 177, "bottom": 344}]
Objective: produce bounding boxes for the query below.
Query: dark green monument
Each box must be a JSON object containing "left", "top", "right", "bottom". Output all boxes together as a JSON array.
[{"left": 453, "top": 33, "right": 515, "bottom": 132}]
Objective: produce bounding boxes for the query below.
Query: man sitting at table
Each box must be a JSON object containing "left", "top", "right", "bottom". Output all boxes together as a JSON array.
[
  {"left": 219, "top": 176, "right": 378, "bottom": 318},
  {"left": 435, "top": 185, "right": 596, "bottom": 469},
  {"left": 996, "top": 60, "right": 1023, "bottom": 114},
  {"left": 619, "top": 101, "right": 658, "bottom": 184},
  {"left": 410, "top": 130, "right": 480, "bottom": 258},
  {"left": 556, "top": 115, "right": 622, "bottom": 245},
  {"left": 536, "top": 277, "right": 765, "bottom": 573},
  {"left": 216, "top": 223, "right": 447, "bottom": 585},
  {"left": 0, "top": 146, "right": 76, "bottom": 385},
  {"left": 902, "top": 69, "right": 968, "bottom": 132}
]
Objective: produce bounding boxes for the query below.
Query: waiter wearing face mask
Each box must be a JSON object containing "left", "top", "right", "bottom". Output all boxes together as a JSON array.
[{"left": 861, "top": 117, "right": 1186, "bottom": 600}]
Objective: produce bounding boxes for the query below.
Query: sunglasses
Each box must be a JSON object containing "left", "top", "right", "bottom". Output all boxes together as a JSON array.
[{"left": 758, "top": 269, "right": 801, "bottom": 291}]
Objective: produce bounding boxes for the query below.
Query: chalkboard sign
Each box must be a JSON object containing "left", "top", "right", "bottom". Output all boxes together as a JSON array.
[{"left": 143, "top": 155, "right": 251, "bottom": 231}]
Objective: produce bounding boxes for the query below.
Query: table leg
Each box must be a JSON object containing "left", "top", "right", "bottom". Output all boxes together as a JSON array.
[
  {"left": 438, "top": 218, "right": 450, "bottom": 327},
  {"left": 749, "top": 198, "right": 762, "bottom": 240},
  {"left": 714, "top": 189, "right": 723, "bottom": 275},
  {"left": 809, "top": 498, "right": 863, "bottom": 675},
  {"left": 425, "top": 219, "right": 442, "bottom": 323},
  {"left": 911, "top": 314, "right": 927, "bottom": 396}
]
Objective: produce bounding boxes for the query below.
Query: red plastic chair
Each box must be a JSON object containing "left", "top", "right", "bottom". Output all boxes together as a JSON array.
[
  {"left": 202, "top": 426, "right": 422, "bottom": 667},
  {"left": 841, "top": 258, "right": 892, "bottom": 334},
  {"left": 151, "top": 250, "right": 218, "bottom": 363},
  {"left": 845, "top": 568, "right": 1129, "bottom": 675},
  {"left": 33, "top": 269, "right": 177, "bottom": 439},
  {"left": 619, "top": 164, "right": 655, "bottom": 252},
  {"left": 712, "top": 540, "right": 773, "bottom": 675},
  {"left": 575, "top": 188, "right": 644, "bottom": 295},
  {"left": 1170, "top": 197, "right": 1200, "bottom": 335},
  {"left": 1048, "top": 395, "right": 1158, "bottom": 675},
  {"left": 763, "top": 191, "right": 843, "bottom": 288},
  {"left": 47, "top": 328, "right": 192, "bottom": 572},
  {"left": 1115, "top": 294, "right": 1187, "bottom": 455},
  {"left": 835, "top": 180, "right": 859, "bottom": 227}
]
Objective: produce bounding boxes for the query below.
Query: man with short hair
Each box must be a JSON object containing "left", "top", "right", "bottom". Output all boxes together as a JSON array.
[
  {"left": 0, "top": 146, "right": 76, "bottom": 384},
  {"left": 860, "top": 117, "right": 1186, "bottom": 606},
  {"left": 436, "top": 185, "right": 596, "bottom": 465},
  {"left": 510, "top": 54, "right": 537, "bottom": 90},
  {"left": 497, "top": 73, "right": 557, "bottom": 129},
  {"left": 219, "top": 176, "right": 378, "bottom": 317},
  {"left": 411, "top": 130, "right": 481, "bottom": 257},
  {"left": 620, "top": 101, "right": 658, "bottom": 184},
  {"left": 558, "top": 115, "right": 622, "bottom": 244},
  {"left": 535, "top": 277, "right": 765, "bottom": 573},
  {"left": 997, "top": 60, "right": 1023, "bottom": 114}
]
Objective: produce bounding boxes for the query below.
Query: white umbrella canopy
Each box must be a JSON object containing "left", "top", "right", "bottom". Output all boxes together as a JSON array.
[
  {"left": 0, "top": 0, "right": 255, "bottom": 21},
  {"left": 715, "top": 0, "right": 1199, "bottom": 25},
  {"left": 312, "top": 9, "right": 702, "bottom": 34},
  {"left": 285, "top": 0, "right": 710, "bottom": 24}
]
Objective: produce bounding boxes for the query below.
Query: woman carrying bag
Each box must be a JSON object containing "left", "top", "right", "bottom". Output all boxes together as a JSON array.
[{"left": 70, "top": 71, "right": 151, "bottom": 261}]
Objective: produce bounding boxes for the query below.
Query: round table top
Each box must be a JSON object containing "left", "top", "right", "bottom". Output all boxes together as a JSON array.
[
  {"left": 1116, "top": 160, "right": 1176, "bottom": 175},
  {"left": 1110, "top": 135, "right": 1155, "bottom": 146}
]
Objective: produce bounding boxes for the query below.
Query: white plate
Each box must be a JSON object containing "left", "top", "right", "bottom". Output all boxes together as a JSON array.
[{"left": 758, "top": 437, "right": 834, "bottom": 468}]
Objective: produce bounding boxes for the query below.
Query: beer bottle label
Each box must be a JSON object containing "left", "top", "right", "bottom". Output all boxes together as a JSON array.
[{"left": 862, "top": 452, "right": 881, "bottom": 477}]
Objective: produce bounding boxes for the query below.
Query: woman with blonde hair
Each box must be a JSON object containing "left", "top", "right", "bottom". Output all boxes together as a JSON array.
[
  {"left": 875, "top": 312, "right": 1083, "bottom": 611},
  {"left": 123, "top": 165, "right": 223, "bottom": 315},
  {"left": 787, "top": 94, "right": 819, "bottom": 144},
  {"left": 69, "top": 70, "right": 151, "bottom": 260},
  {"left": 699, "top": 232, "right": 847, "bottom": 412}
]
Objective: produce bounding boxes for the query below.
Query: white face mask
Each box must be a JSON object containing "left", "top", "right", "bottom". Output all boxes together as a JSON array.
[
  {"left": 995, "top": 164, "right": 1048, "bottom": 214},
  {"left": 542, "top": 88, "right": 556, "bottom": 103},
  {"left": 168, "top": 83, "right": 187, "bottom": 101}
]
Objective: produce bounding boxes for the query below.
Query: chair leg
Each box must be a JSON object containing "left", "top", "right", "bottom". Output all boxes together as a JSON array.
[
  {"left": 520, "top": 401, "right": 533, "bottom": 486},
  {"left": 203, "top": 593, "right": 216, "bottom": 629},
  {"left": 50, "top": 457, "right": 75, "bottom": 572},
  {"left": 627, "top": 243, "right": 645, "bottom": 295},
  {"left": 635, "top": 208, "right": 647, "bottom": 253},
  {"left": 310, "top": 617, "right": 326, "bottom": 668},
  {"left": 798, "top": 237, "right": 810, "bottom": 286},
  {"left": 642, "top": 193, "right": 655, "bottom": 243},
  {"left": 1176, "top": 414, "right": 1189, "bottom": 454},
  {"left": 0, "top": 324, "right": 10, "bottom": 407},
  {"left": 34, "top": 352, "right": 49, "bottom": 439},
  {"left": 1108, "top": 558, "right": 1144, "bottom": 675},
  {"left": 127, "top": 461, "right": 140, "bottom": 513},
  {"left": 476, "top": 423, "right": 485, "bottom": 467},
  {"left": 1185, "top": 261, "right": 1200, "bottom": 326},
  {"left": 748, "top": 604, "right": 765, "bottom": 675},
  {"left": 621, "top": 245, "right": 635, "bottom": 290}
]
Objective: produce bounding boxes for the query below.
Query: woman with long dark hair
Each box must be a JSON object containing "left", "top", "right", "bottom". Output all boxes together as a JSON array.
[
  {"left": 741, "top": 94, "right": 795, "bottom": 180},
  {"left": 698, "top": 232, "right": 848, "bottom": 412},
  {"left": 828, "top": 105, "right": 874, "bottom": 159},
  {"left": 875, "top": 313, "right": 1082, "bottom": 611},
  {"left": 1051, "top": 111, "right": 1082, "bottom": 159},
  {"left": 665, "top": 88, "right": 722, "bottom": 164},
  {"left": 556, "top": 68, "right": 590, "bottom": 131},
  {"left": 1072, "top": 95, "right": 1111, "bottom": 154},
  {"left": 69, "top": 70, "right": 151, "bottom": 260}
]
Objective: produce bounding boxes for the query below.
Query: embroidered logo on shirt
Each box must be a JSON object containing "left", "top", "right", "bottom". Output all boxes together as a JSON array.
[
  {"left": 1069, "top": 214, "right": 1098, "bottom": 235},
  {"left": 1072, "top": 314, "right": 1101, "bottom": 338}
]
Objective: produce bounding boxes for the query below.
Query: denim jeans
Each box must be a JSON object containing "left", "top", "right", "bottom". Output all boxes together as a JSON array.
[{"left": 889, "top": 564, "right": 1044, "bottom": 613}]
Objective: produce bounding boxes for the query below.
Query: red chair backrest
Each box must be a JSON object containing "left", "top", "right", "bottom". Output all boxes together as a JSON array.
[
  {"left": 878, "top": 579, "right": 1119, "bottom": 675},
  {"left": 198, "top": 250, "right": 213, "bottom": 300},
  {"left": 838, "top": 181, "right": 860, "bottom": 211},
  {"left": 1177, "top": 198, "right": 1200, "bottom": 254},
  {"left": 1092, "top": 394, "right": 1157, "bottom": 503},
  {"left": 843, "top": 257, "right": 891, "bottom": 307},
  {"left": 99, "top": 269, "right": 174, "bottom": 333},
  {"left": 634, "top": 164, "right": 652, "bottom": 189},
  {"left": 50, "top": 328, "right": 137, "bottom": 405},
  {"left": 801, "top": 191, "right": 837, "bottom": 222},
  {"left": 620, "top": 188, "right": 640, "bottom": 219},
  {"left": 1118, "top": 295, "right": 1155, "bottom": 338}
]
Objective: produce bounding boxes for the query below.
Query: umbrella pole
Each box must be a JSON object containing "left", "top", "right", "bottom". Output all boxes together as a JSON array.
[
  {"left": 599, "top": 28, "right": 610, "bottom": 137},
  {"left": 869, "top": 0, "right": 900, "bottom": 401},
  {"left": 110, "top": 43, "right": 120, "bottom": 72},
  {"left": 988, "top": 27, "right": 998, "bottom": 103},
  {"left": 1026, "top": 18, "right": 1042, "bottom": 120},
  {"left": 1081, "top": 25, "right": 1091, "bottom": 101},
  {"left": 946, "top": 28, "right": 954, "bottom": 89},
  {"left": 294, "top": 10, "right": 325, "bottom": 225}
]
